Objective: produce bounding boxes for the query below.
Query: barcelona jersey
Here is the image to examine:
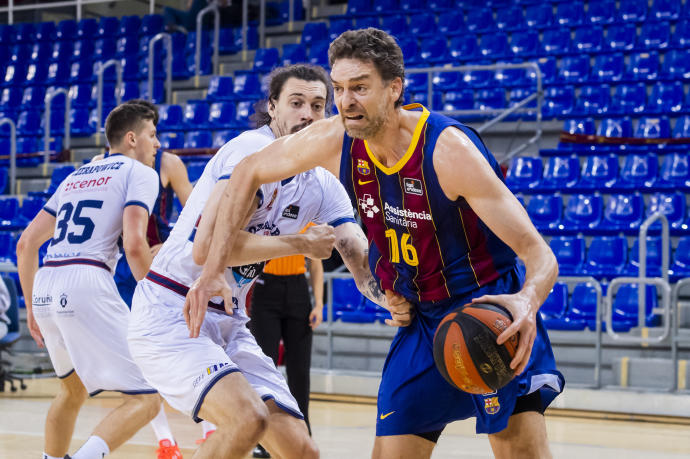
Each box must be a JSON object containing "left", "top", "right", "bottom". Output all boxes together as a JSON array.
[{"left": 339, "top": 104, "right": 518, "bottom": 303}]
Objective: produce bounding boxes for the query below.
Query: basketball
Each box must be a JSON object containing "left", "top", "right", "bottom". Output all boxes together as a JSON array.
[{"left": 433, "top": 303, "right": 519, "bottom": 394}]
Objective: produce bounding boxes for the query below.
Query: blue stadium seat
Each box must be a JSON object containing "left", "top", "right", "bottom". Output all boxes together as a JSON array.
[
  {"left": 232, "top": 71, "right": 262, "bottom": 101},
  {"left": 405, "top": 73, "right": 428, "bottom": 94},
  {"left": 116, "top": 36, "right": 139, "bottom": 59},
  {"left": 506, "top": 156, "right": 543, "bottom": 192},
  {"left": 543, "top": 86, "right": 574, "bottom": 119},
  {"left": 407, "top": 90, "right": 442, "bottom": 110},
  {"left": 140, "top": 14, "right": 164, "bottom": 37},
  {"left": 591, "top": 53, "right": 624, "bottom": 83},
  {"left": 45, "top": 61, "right": 72, "bottom": 87},
  {"left": 397, "top": 37, "right": 420, "bottom": 66},
  {"left": 121, "top": 80, "right": 140, "bottom": 101},
  {"left": 281, "top": 44, "right": 307, "bottom": 66},
  {"left": 185, "top": 161, "right": 206, "bottom": 183},
  {"left": 77, "top": 18, "right": 98, "bottom": 39},
  {"left": 69, "top": 60, "right": 93, "bottom": 84},
  {"left": 30, "top": 42, "right": 52, "bottom": 63},
  {"left": 605, "top": 24, "right": 636, "bottom": 52},
  {"left": 646, "top": 82, "right": 684, "bottom": 115},
  {"left": 670, "top": 237, "right": 690, "bottom": 281},
  {"left": 355, "top": 16, "right": 379, "bottom": 29},
  {"left": 550, "top": 236, "right": 585, "bottom": 276},
  {"left": 56, "top": 19, "right": 77, "bottom": 41},
  {"left": 539, "top": 154, "right": 579, "bottom": 191},
  {"left": 612, "top": 284, "right": 660, "bottom": 329},
  {"left": 461, "top": 66, "right": 494, "bottom": 88},
  {"left": 13, "top": 23, "right": 36, "bottom": 44},
  {"left": 672, "top": 19, "right": 690, "bottom": 48},
  {"left": 478, "top": 33, "right": 508, "bottom": 59},
  {"left": 558, "top": 55, "right": 590, "bottom": 84},
  {"left": 651, "top": 0, "right": 680, "bottom": 21},
  {"left": 610, "top": 85, "right": 645, "bottom": 116},
  {"left": 71, "top": 40, "right": 94, "bottom": 62},
  {"left": 19, "top": 86, "right": 45, "bottom": 111},
  {"left": 35, "top": 21, "right": 56, "bottom": 42},
  {"left": 448, "top": 35, "right": 477, "bottom": 63},
  {"left": 495, "top": 5, "right": 524, "bottom": 31},
  {"left": 442, "top": 89, "right": 474, "bottom": 112},
  {"left": 437, "top": 10, "right": 466, "bottom": 36},
  {"left": 647, "top": 192, "right": 688, "bottom": 234},
  {"left": 159, "top": 131, "right": 184, "bottom": 150},
  {"left": 208, "top": 102, "right": 236, "bottom": 129},
  {"left": 625, "top": 52, "right": 659, "bottom": 81},
  {"left": 617, "top": 153, "right": 658, "bottom": 190},
  {"left": 380, "top": 15, "right": 407, "bottom": 37},
  {"left": 572, "top": 26, "right": 603, "bottom": 53},
  {"left": 555, "top": 1, "right": 584, "bottom": 27},
  {"left": 185, "top": 130, "right": 212, "bottom": 149},
  {"left": 526, "top": 194, "right": 563, "bottom": 233},
  {"left": 0, "top": 198, "right": 20, "bottom": 229},
  {"left": 542, "top": 28, "right": 571, "bottom": 55},
  {"left": 637, "top": 21, "right": 670, "bottom": 50},
  {"left": 408, "top": 13, "right": 436, "bottom": 37},
  {"left": 307, "top": 40, "right": 329, "bottom": 67},
  {"left": 509, "top": 31, "right": 539, "bottom": 58},
  {"left": 157, "top": 104, "right": 184, "bottom": 132},
  {"left": 660, "top": 49, "right": 690, "bottom": 81},
  {"left": 0, "top": 169, "right": 6, "bottom": 194},
  {"left": 539, "top": 282, "right": 569, "bottom": 326},
  {"left": 2, "top": 64, "right": 28, "bottom": 87},
  {"left": 94, "top": 39, "right": 116, "bottom": 62},
  {"left": 587, "top": 1, "right": 616, "bottom": 25},
  {"left": 183, "top": 101, "right": 210, "bottom": 129},
  {"left": 576, "top": 153, "right": 619, "bottom": 191},
  {"left": 573, "top": 85, "right": 610, "bottom": 117},
  {"left": 474, "top": 87, "right": 506, "bottom": 112},
  {"left": 253, "top": 48, "right": 279, "bottom": 73},
  {"left": 345, "top": 0, "right": 372, "bottom": 17},
  {"left": 466, "top": 8, "right": 495, "bottom": 33},
  {"left": 332, "top": 278, "right": 361, "bottom": 311},
  {"left": 634, "top": 117, "right": 670, "bottom": 139},
  {"left": 565, "top": 282, "right": 601, "bottom": 330},
  {"left": 525, "top": 3, "right": 553, "bottom": 29},
  {"left": 534, "top": 57, "right": 558, "bottom": 85},
  {"left": 10, "top": 43, "right": 32, "bottom": 64},
  {"left": 672, "top": 116, "right": 690, "bottom": 138},
  {"left": 17, "top": 111, "right": 42, "bottom": 136},
  {"left": 97, "top": 17, "right": 119, "bottom": 38},
  {"left": 0, "top": 87, "right": 22, "bottom": 111},
  {"left": 619, "top": 0, "right": 647, "bottom": 22},
  {"left": 657, "top": 152, "right": 690, "bottom": 190},
  {"left": 419, "top": 37, "right": 449, "bottom": 65},
  {"left": 562, "top": 193, "right": 604, "bottom": 234},
  {"left": 564, "top": 118, "right": 595, "bottom": 135},
  {"left": 212, "top": 130, "right": 240, "bottom": 148},
  {"left": 13, "top": 197, "right": 45, "bottom": 228},
  {"left": 600, "top": 193, "right": 645, "bottom": 234},
  {"left": 118, "top": 15, "right": 141, "bottom": 37},
  {"left": 328, "top": 17, "right": 352, "bottom": 41},
  {"left": 67, "top": 84, "right": 91, "bottom": 109},
  {"left": 583, "top": 236, "right": 627, "bottom": 278},
  {"left": 233, "top": 100, "right": 255, "bottom": 129},
  {"left": 207, "top": 76, "right": 234, "bottom": 101}
]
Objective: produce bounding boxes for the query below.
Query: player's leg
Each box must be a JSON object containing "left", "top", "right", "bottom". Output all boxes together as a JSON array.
[
  {"left": 44, "top": 371, "right": 88, "bottom": 458},
  {"left": 372, "top": 435, "right": 435, "bottom": 459},
  {"left": 195, "top": 371, "right": 271, "bottom": 458},
  {"left": 488, "top": 411, "right": 552, "bottom": 459},
  {"left": 259, "top": 400, "right": 318, "bottom": 459}
]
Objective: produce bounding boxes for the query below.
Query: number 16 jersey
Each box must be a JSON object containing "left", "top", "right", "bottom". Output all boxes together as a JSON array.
[{"left": 43, "top": 154, "right": 159, "bottom": 270}]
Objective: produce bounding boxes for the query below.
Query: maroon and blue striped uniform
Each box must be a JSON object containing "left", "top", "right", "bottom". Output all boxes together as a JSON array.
[{"left": 339, "top": 104, "right": 563, "bottom": 437}]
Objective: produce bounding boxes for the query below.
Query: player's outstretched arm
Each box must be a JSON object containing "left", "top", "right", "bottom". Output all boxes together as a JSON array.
[
  {"left": 122, "top": 205, "right": 153, "bottom": 281},
  {"left": 16, "top": 210, "right": 57, "bottom": 348},
  {"left": 163, "top": 152, "right": 193, "bottom": 206},
  {"left": 434, "top": 128, "right": 558, "bottom": 375},
  {"left": 334, "top": 222, "right": 414, "bottom": 327},
  {"left": 186, "top": 117, "right": 343, "bottom": 338}
]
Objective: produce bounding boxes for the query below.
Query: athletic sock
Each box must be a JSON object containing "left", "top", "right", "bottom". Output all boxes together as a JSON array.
[
  {"left": 150, "top": 403, "right": 175, "bottom": 443},
  {"left": 71, "top": 435, "right": 110, "bottom": 459},
  {"left": 42, "top": 453, "right": 62, "bottom": 459},
  {"left": 201, "top": 420, "right": 217, "bottom": 438}
]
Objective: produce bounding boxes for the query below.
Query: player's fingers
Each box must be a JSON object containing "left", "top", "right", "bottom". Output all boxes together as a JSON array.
[
  {"left": 223, "top": 288, "right": 234, "bottom": 316},
  {"left": 471, "top": 294, "right": 499, "bottom": 305},
  {"left": 496, "top": 318, "right": 521, "bottom": 345},
  {"left": 517, "top": 331, "right": 537, "bottom": 375},
  {"left": 183, "top": 297, "right": 192, "bottom": 329},
  {"left": 510, "top": 328, "right": 530, "bottom": 371}
]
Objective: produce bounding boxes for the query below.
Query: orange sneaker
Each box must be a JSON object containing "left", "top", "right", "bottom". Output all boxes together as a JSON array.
[
  {"left": 157, "top": 439, "right": 183, "bottom": 459},
  {"left": 195, "top": 429, "right": 216, "bottom": 445}
]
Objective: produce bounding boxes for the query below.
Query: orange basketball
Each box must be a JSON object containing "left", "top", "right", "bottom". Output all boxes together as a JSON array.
[{"left": 432, "top": 303, "right": 518, "bottom": 394}]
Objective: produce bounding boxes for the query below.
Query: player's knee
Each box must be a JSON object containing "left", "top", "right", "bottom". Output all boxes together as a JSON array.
[
  {"left": 299, "top": 436, "right": 319, "bottom": 459},
  {"left": 131, "top": 393, "right": 163, "bottom": 421},
  {"left": 59, "top": 377, "right": 88, "bottom": 405},
  {"left": 244, "top": 404, "right": 270, "bottom": 442}
]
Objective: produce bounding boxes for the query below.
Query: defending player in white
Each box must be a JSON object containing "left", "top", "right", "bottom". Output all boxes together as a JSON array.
[
  {"left": 17, "top": 103, "right": 164, "bottom": 459},
  {"left": 127, "top": 64, "right": 411, "bottom": 459}
]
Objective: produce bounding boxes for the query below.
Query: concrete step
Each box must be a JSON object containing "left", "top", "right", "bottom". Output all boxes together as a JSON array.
[
  {"left": 311, "top": 3, "right": 348, "bottom": 20},
  {"left": 265, "top": 33, "right": 301, "bottom": 49},
  {"left": 15, "top": 162, "right": 80, "bottom": 179},
  {"left": 15, "top": 178, "right": 50, "bottom": 194},
  {"left": 172, "top": 88, "right": 208, "bottom": 106},
  {"left": 70, "top": 147, "right": 106, "bottom": 164},
  {"left": 612, "top": 357, "right": 685, "bottom": 390}
]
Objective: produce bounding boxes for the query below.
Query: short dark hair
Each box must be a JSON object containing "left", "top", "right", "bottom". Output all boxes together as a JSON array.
[
  {"left": 251, "top": 64, "right": 333, "bottom": 127},
  {"left": 124, "top": 98, "right": 159, "bottom": 125},
  {"left": 328, "top": 28, "right": 405, "bottom": 108},
  {"left": 105, "top": 103, "right": 156, "bottom": 147}
]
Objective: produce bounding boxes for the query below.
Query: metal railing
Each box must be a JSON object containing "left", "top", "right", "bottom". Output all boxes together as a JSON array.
[
  {"left": 406, "top": 62, "right": 543, "bottom": 163},
  {"left": 43, "top": 88, "right": 71, "bottom": 164},
  {"left": 671, "top": 278, "right": 690, "bottom": 390},
  {"left": 0, "top": 118, "right": 16, "bottom": 195},
  {"left": 1, "top": 0, "right": 156, "bottom": 24},
  {"left": 639, "top": 213, "right": 670, "bottom": 311},
  {"left": 195, "top": 2, "right": 219, "bottom": 80},
  {"left": 148, "top": 32, "right": 172, "bottom": 104},
  {"left": 94, "top": 59, "right": 122, "bottom": 133}
]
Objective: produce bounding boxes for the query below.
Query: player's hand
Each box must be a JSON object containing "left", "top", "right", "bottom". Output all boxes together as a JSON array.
[
  {"left": 470, "top": 292, "right": 537, "bottom": 376},
  {"left": 302, "top": 224, "right": 336, "bottom": 259},
  {"left": 384, "top": 290, "right": 414, "bottom": 327},
  {"left": 150, "top": 243, "right": 163, "bottom": 257},
  {"left": 26, "top": 310, "right": 44, "bottom": 348},
  {"left": 184, "top": 272, "right": 233, "bottom": 338},
  {"left": 309, "top": 304, "right": 323, "bottom": 330}
]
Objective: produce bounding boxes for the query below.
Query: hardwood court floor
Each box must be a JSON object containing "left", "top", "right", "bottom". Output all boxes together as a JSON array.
[{"left": 2, "top": 379, "right": 690, "bottom": 458}]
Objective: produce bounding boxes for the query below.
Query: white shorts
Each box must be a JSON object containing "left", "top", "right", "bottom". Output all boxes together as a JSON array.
[
  {"left": 32, "top": 263, "right": 156, "bottom": 396},
  {"left": 127, "top": 277, "right": 302, "bottom": 422}
]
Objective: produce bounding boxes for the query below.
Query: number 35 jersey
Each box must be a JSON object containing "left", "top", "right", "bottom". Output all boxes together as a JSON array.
[
  {"left": 340, "top": 104, "right": 517, "bottom": 303},
  {"left": 43, "top": 154, "right": 159, "bottom": 270}
]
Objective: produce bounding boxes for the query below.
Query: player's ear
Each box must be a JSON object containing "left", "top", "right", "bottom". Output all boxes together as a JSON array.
[
  {"left": 267, "top": 98, "right": 276, "bottom": 119},
  {"left": 389, "top": 77, "right": 403, "bottom": 105}
]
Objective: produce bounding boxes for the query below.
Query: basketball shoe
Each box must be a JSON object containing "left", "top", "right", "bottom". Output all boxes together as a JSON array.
[{"left": 157, "top": 439, "right": 183, "bottom": 459}]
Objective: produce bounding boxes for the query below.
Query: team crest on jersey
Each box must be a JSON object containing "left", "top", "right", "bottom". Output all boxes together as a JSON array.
[
  {"left": 403, "top": 178, "right": 423, "bottom": 196},
  {"left": 231, "top": 262, "right": 265, "bottom": 287},
  {"left": 282, "top": 204, "right": 300, "bottom": 219},
  {"left": 484, "top": 396, "right": 500, "bottom": 415},
  {"left": 357, "top": 159, "right": 371, "bottom": 176},
  {"left": 56, "top": 293, "right": 74, "bottom": 316}
]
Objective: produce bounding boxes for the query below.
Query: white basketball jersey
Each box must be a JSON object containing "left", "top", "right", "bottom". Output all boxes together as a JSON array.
[
  {"left": 43, "top": 154, "right": 159, "bottom": 270},
  {"left": 151, "top": 125, "right": 355, "bottom": 316}
]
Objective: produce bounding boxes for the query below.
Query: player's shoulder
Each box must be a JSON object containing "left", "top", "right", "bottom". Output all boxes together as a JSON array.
[
  {"left": 129, "top": 157, "right": 159, "bottom": 181},
  {"left": 217, "top": 126, "right": 274, "bottom": 157}
]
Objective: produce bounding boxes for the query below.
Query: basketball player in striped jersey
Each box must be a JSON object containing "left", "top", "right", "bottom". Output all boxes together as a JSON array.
[
  {"left": 187, "top": 29, "right": 564, "bottom": 459},
  {"left": 17, "top": 103, "right": 163, "bottom": 459}
]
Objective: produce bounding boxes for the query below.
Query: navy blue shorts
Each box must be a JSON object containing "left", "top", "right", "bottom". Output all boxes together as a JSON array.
[{"left": 376, "top": 264, "right": 564, "bottom": 436}]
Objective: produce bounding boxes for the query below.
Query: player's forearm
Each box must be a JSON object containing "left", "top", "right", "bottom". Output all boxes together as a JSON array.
[
  {"left": 224, "top": 232, "right": 310, "bottom": 267},
  {"left": 15, "top": 240, "right": 38, "bottom": 314},
  {"left": 518, "top": 239, "right": 559, "bottom": 313},
  {"left": 124, "top": 239, "right": 153, "bottom": 281},
  {"left": 308, "top": 261, "right": 324, "bottom": 308},
  {"left": 336, "top": 233, "right": 386, "bottom": 307}
]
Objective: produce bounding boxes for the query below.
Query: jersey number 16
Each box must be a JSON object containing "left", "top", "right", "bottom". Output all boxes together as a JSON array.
[{"left": 384, "top": 229, "right": 419, "bottom": 266}]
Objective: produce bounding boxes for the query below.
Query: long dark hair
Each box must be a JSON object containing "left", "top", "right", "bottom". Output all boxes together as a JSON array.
[{"left": 251, "top": 64, "right": 333, "bottom": 128}]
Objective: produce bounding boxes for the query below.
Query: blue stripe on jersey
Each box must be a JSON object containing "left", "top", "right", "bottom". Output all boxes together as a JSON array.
[
  {"left": 328, "top": 216, "right": 357, "bottom": 227},
  {"left": 124, "top": 200, "right": 150, "bottom": 214},
  {"left": 43, "top": 206, "right": 56, "bottom": 217}
]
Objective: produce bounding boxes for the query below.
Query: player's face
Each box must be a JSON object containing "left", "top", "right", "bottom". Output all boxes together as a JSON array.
[
  {"left": 331, "top": 58, "right": 401, "bottom": 140},
  {"left": 268, "top": 77, "right": 327, "bottom": 137},
  {"left": 132, "top": 120, "right": 160, "bottom": 167}
]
